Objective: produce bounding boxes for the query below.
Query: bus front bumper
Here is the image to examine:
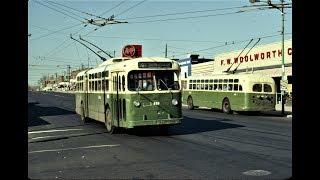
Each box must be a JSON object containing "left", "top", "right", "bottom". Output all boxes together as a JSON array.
[{"left": 126, "top": 118, "right": 182, "bottom": 128}]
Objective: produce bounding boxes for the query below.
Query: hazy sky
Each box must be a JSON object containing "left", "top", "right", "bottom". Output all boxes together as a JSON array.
[{"left": 28, "top": 0, "right": 292, "bottom": 85}]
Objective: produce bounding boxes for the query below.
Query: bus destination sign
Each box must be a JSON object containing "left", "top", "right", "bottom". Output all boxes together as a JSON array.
[{"left": 138, "top": 62, "right": 172, "bottom": 68}]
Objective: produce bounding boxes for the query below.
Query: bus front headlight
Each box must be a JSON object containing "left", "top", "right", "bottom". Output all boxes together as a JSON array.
[
  {"left": 171, "top": 99, "right": 178, "bottom": 106},
  {"left": 133, "top": 100, "right": 141, "bottom": 107}
]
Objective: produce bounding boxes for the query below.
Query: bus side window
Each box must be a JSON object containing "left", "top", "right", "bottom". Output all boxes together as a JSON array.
[
  {"left": 239, "top": 85, "right": 243, "bottom": 91},
  {"left": 234, "top": 84, "right": 238, "bottom": 91},
  {"left": 189, "top": 84, "right": 192, "bottom": 89},
  {"left": 98, "top": 80, "right": 101, "bottom": 91},
  {"left": 264, "top": 84, "right": 272, "bottom": 92},
  {"left": 228, "top": 84, "right": 233, "bottom": 91},
  {"left": 213, "top": 84, "right": 217, "bottom": 90},
  {"left": 106, "top": 80, "right": 109, "bottom": 91},
  {"left": 209, "top": 84, "right": 213, "bottom": 90},
  {"left": 119, "top": 76, "right": 121, "bottom": 91},
  {"left": 223, "top": 84, "right": 228, "bottom": 91},
  {"left": 253, "top": 84, "right": 262, "bottom": 92},
  {"left": 122, "top": 75, "right": 125, "bottom": 91}
]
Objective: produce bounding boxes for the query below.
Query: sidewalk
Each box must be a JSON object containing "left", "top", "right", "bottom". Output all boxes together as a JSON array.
[{"left": 275, "top": 104, "right": 292, "bottom": 113}]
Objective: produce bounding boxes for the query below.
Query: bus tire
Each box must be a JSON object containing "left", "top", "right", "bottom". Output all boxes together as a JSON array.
[
  {"left": 105, "top": 108, "right": 115, "bottom": 134},
  {"left": 187, "top": 96, "right": 194, "bottom": 110},
  {"left": 81, "top": 102, "right": 89, "bottom": 123},
  {"left": 222, "top": 98, "right": 232, "bottom": 114}
]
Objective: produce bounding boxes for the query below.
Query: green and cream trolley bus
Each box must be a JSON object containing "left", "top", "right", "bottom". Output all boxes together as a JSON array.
[
  {"left": 182, "top": 73, "right": 276, "bottom": 113},
  {"left": 75, "top": 57, "right": 182, "bottom": 133}
]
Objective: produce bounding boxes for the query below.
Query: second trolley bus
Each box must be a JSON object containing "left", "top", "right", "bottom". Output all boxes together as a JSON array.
[{"left": 182, "top": 73, "right": 276, "bottom": 113}]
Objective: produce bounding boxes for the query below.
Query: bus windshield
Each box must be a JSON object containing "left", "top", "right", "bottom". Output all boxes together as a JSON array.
[{"left": 128, "top": 70, "right": 179, "bottom": 91}]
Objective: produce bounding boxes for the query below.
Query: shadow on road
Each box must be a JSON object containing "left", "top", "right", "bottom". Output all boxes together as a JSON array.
[
  {"left": 128, "top": 116, "right": 245, "bottom": 136},
  {"left": 193, "top": 108, "right": 289, "bottom": 117},
  {"left": 28, "top": 102, "right": 76, "bottom": 127}
]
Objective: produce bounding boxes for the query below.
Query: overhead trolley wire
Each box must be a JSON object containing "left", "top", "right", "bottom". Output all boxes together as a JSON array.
[
  {"left": 84, "top": 0, "right": 141, "bottom": 35},
  {"left": 127, "top": 7, "right": 271, "bottom": 24},
  {"left": 122, "top": 4, "right": 269, "bottom": 20},
  {"left": 98, "top": 0, "right": 128, "bottom": 17},
  {"left": 29, "top": 23, "right": 83, "bottom": 42},
  {"left": 115, "top": 0, "right": 148, "bottom": 18},
  {"left": 32, "top": 0, "right": 85, "bottom": 22},
  {"left": 45, "top": 0, "right": 99, "bottom": 18},
  {"left": 44, "top": 0, "right": 88, "bottom": 20},
  {"left": 173, "top": 32, "right": 291, "bottom": 57},
  {"left": 45, "top": 26, "right": 87, "bottom": 58}
]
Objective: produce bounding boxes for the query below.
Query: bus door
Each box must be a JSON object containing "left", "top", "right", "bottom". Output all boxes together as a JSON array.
[{"left": 111, "top": 72, "right": 120, "bottom": 127}]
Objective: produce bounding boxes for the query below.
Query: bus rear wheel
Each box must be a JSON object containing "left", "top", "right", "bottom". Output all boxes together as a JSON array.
[
  {"left": 187, "top": 96, "right": 194, "bottom": 110},
  {"left": 222, "top": 98, "right": 232, "bottom": 114},
  {"left": 105, "top": 108, "right": 115, "bottom": 134}
]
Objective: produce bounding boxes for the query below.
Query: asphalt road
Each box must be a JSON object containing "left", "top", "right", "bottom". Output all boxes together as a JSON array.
[{"left": 28, "top": 91, "right": 292, "bottom": 179}]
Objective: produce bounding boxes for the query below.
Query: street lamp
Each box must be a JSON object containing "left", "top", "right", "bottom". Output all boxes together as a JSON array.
[{"left": 249, "top": 0, "right": 287, "bottom": 115}]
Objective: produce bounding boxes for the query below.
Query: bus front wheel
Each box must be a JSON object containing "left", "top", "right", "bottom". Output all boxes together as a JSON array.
[
  {"left": 187, "top": 96, "right": 194, "bottom": 110},
  {"left": 105, "top": 108, "right": 115, "bottom": 134},
  {"left": 222, "top": 98, "right": 232, "bottom": 114}
]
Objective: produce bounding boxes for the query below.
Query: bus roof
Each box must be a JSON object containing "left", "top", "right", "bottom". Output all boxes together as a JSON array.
[
  {"left": 188, "top": 73, "right": 274, "bottom": 83},
  {"left": 83, "top": 56, "right": 180, "bottom": 75}
]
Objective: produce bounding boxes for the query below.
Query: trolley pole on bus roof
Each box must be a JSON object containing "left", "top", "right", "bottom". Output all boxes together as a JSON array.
[{"left": 249, "top": 0, "right": 290, "bottom": 115}]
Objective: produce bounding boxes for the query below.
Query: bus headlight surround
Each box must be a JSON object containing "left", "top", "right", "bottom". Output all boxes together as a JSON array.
[
  {"left": 133, "top": 100, "right": 141, "bottom": 107},
  {"left": 171, "top": 99, "right": 178, "bottom": 106}
]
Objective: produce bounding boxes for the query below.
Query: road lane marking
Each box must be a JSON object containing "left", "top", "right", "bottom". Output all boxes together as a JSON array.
[
  {"left": 28, "top": 128, "right": 83, "bottom": 134},
  {"left": 29, "top": 131, "right": 107, "bottom": 141},
  {"left": 30, "top": 135, "right": 59, "bottom": 140},
  {"left": 54, "top": 94, "right": 64, "bottom": 97},
  {"left": 243, "top": 170, "right": 271, "bottom": 176},
  {"left": 28, "top": 144, "right": 120, "bottom": 154}
]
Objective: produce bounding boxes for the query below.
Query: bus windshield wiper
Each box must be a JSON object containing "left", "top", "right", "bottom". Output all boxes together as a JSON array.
[{"left": 159, "top": 79, "right": 170, "bottom": 90}]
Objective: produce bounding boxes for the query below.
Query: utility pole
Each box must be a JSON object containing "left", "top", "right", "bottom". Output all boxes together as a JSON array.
[
  {"left": 114, "top": 50, "right": 116, "bottom": 58},
  {"left": 280, "top": 0, "right": 286, "bottom": 115},
  {"left": 67, "top": 65, "right": 71, "bottom": 90},
  {"left": 81, "top": 63, "right": 84, "bottom": 70},
  {"left": 165, "top": 44, "right": 168, "bottom": 58}
]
